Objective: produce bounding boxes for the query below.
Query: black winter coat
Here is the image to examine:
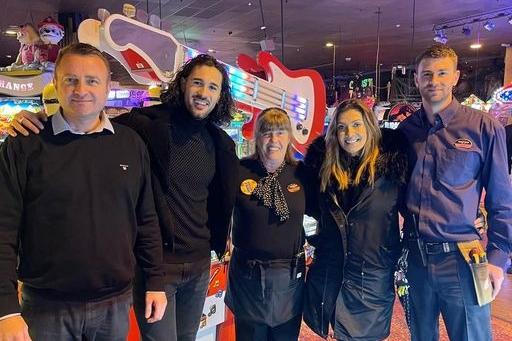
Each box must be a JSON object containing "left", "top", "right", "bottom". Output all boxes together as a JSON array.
[{"left": 303, "top": 128, "right": 408, "bottom": 340}]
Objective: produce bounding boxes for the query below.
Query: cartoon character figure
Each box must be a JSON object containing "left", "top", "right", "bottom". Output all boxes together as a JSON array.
[
  {"left": 1, "top": 24, "right": 43, "bottom": 71},
  {"left": 42, "top": 82, "right": 59, "bottom": 116},
  {"left": 38, "top": 17, "right": 64, "bottom": 69}
]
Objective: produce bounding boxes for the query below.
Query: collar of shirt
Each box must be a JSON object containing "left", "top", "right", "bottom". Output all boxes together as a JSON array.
[
  {"left": 52, "top": 110, "right": 115, "bottom": 135},
  {"left": 419, "top": 98, "right": 460, "bottom": 129}
]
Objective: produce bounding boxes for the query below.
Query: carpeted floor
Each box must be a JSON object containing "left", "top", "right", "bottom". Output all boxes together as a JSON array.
[{"left": 299, "top": 272, "right": 512, "bottom": 340}]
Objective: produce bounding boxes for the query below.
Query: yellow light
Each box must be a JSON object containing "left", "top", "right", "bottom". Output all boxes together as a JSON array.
[
  {"left": 325, "top": 42, "right": 334, "bottom": 47},
  {"left": 4, "top": 30, "right": 17, "bottom": 36},
  {"left": 470, "top": 43, "right": 482, "bottom": 49}
]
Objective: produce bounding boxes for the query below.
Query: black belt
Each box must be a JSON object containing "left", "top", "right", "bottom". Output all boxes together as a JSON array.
[{"left": 424, "top": 242, "right": 458, "bottom": 254}]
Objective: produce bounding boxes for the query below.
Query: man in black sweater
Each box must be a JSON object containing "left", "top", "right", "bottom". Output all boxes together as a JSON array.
[
  {"left": 8, "top": 53, "right": 239, "bottom": 340},
  {"left": 0, "top": 43, "right": 166, "bottom": 341}
]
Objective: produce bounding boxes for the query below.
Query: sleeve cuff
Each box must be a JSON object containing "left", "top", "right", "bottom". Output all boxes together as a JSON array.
[
  {"left": 144, "top": 275, "right": 165, "bottom": 292},
  {"left": 0, "top": 294, "right": 21, "bottom": 317},
  {"left": 486, "top": 247, "right": 509, "bottom": 269},
  {"left": 0, "top": 313, "right": 21, "bottom": 321}
]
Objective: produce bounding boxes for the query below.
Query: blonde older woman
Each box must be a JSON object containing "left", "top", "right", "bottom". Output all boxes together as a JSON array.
[{"left": 225, "top": 107, "right": 307, "bottom": 341}]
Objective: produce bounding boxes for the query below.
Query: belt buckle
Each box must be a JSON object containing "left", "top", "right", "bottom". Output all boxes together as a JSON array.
[{"left": 442, "top": 242, "right": 451, "bottom": 253}]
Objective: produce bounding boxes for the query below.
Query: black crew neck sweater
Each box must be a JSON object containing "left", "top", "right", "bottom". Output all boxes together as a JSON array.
[{"left": 0, "top": 119, "right": 164, "bottom": 316}]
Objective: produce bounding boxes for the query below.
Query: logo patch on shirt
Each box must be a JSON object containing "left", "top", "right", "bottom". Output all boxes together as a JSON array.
[
  {"left": 453, "top": 138, "right": 473, "bottom": 150},
  {"left": 120, "top": 164, "right": 129, "bottom": 171},
  {"left": 240, "top": 179, "right": 257, "bottom": 195},
  {"left": 287, "top": 183, "right": 301, "bottom": 193}
]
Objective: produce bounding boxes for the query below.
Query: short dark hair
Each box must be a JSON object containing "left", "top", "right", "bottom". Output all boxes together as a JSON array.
[
  {"left": 161, "top": 54, "right": 234, "bottom": 126},
  {"left": 414, "top": 44, "right": 458, "bottom": 71},
  {"left": 54, "top": 43, "right": 111, "bottom": 80}
]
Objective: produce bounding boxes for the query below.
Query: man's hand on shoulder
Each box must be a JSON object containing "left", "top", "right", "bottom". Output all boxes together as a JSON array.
[
  {"left": 145, "top": 291, "right": 167, "bottom": 323},
  {"left": 6, "top": 110, "right": 47, "bottom": 137},
  {"left": 0, "top": 315, "right": 31, "bottom": 341},
  {"left": 488, "top": 263, "right": 504, "bottom": 300}
]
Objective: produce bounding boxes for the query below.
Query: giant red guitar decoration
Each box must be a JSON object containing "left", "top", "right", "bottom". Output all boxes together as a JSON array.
[{"left": 77, "top": 13, "right": 326, "bottom": 155}]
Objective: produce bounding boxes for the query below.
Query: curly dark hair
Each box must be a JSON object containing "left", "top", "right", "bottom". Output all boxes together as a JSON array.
[{"left": 161, "top": 54, "right": 234, "bottom": 126}]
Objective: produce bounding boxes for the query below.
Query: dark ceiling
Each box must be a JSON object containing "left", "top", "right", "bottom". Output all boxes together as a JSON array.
[{"left": 1, "top": 0, "right": 512, "bottom": 84}]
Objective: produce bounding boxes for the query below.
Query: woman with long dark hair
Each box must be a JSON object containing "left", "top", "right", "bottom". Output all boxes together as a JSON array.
[{"left": 303, "top": 99, "right": 408, "bottom": 340}]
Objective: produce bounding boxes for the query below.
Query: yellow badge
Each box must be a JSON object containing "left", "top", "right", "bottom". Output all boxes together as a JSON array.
[
  {"left": 240, "top": 179, "right": 258, "bottom": 195},
  {"left": 287, "top": 183, "right": 301, "bottom": 193}
]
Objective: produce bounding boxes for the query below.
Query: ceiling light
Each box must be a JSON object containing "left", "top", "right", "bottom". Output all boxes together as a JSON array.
[
  {"left": 4, "top": 30, "right": 17, "bottom": 36},
  {"left": 248, "top": 2, "right": 252, "bottom": 5},
  {"left": 470, "top": 43, "right": 482, "bottom": 49},
  {"left": 325, "top": 42, "right": 334, "bottom": 47},
  {"left": 345, "top": 57, "right": 351, "bottom": 62},
  {"left": 260, "top": 25, "right": 266, "bottom": 30},
  {"left": 395, "top": 24, "right": 401, "bottom": 28},
  {"left": 483, "top": 20, "right": 496, "bottom": 31},
  {"left": 462, "top": 26, "right": 471, "bottom": 36},
  {"left": 207, "top": 48, "right": 216, "bottom": 53},
  {"left": 6, "top": 54, "right": 12, "bottom": 58},
  {"left": 433, "top": 30, "right": 448, "bottom": 44}
]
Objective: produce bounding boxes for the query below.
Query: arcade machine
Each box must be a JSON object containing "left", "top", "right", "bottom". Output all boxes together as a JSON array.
[
  {"left": 0, "top": 97, "right": 42, "bottom": 142},
  {"left": 489, "top": 83, "right": 512, "bottom": 126},
  {"left": 0, "top": 17, "right": 64, "bottom": 141},
  {"left": 76, "top": 8, "right": 326, "bottom": 341}
]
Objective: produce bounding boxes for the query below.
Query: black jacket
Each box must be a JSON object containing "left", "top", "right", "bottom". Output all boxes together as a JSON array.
[
  {"left": 302, "top": 128, "right": 408, "bottom": 340},
  {"left": 114, "top": 102, "right": 238, "bottom": 258}
]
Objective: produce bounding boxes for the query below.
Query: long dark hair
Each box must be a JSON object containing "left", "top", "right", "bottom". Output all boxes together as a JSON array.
[
  {"left": 320, "top": 99, "right": 381, "bottom": 191},
  {"left": 161, "top": 54, "right": 234, "bottom": 126}
]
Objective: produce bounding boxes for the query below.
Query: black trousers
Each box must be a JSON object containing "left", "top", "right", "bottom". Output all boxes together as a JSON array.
[{"left": 235, "top": 314, "right": 302, "bottom": 341}]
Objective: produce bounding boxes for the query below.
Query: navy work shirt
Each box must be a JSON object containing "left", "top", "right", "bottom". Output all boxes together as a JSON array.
[{"left": 399, "top": 99, "right": 512, "bottom": 268}]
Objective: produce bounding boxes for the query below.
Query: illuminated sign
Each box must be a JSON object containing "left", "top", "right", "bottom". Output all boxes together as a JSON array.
[{"left": 0, "top": 80, "right": 35, "bottom": 92}]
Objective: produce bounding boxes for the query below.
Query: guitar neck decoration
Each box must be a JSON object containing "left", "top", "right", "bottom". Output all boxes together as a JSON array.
[{"left": 77, "top": 12, "right": 326, "bottom": 155}]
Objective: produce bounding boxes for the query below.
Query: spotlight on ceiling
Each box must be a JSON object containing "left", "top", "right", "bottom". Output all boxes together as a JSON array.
[
  {"left": 462, "top": 26, "right": 471, "bottom": 36},
  {"left": 483, "top": 20, "right": 496, "bottom": 31},
  {"left": 325, "top": 42, "right": 334, "bottom": 47},
  {"left": 470, "top": 42, "right": 482, "bottom": 49},
  {"left": 4, "top": 30, "right": 17, "bottom": 36},
  {"left": 433, "top": 30, "right": 448, "bottom": 44}
]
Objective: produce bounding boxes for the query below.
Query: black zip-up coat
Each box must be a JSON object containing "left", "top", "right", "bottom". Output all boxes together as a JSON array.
[
  {"left": 114, "top": 103, "right": 238, "bottom": 260},
  {"left": 302, "top": 128, "right": 408, "bottom": 340}
]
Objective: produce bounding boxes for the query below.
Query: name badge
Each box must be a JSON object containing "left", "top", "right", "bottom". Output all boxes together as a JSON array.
[{"left": 240, "top": 179, "right": 257, "bottom": 195}]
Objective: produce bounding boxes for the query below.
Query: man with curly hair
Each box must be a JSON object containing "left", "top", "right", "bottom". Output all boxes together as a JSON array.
[{"left": 115, "top": 54, "right": 238, "bottom": 341}]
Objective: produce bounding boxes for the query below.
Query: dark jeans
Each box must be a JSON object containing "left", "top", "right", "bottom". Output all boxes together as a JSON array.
[
  {"left": 21, "top": 286, "right": 132, "bottom": 341},
  {"left": 407, "top": 247, "right": 492, "bottom": 341},
  {"left": 235, "top": 314, "right": 302, "bottom": 341},
  {"left": 133, "top": 258, "right": 211, "bottom": 341}
]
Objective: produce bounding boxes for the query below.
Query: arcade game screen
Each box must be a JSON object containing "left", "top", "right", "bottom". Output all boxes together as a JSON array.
[{"left": 0, "top": 97, "right": 42, "bottom": 142}]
